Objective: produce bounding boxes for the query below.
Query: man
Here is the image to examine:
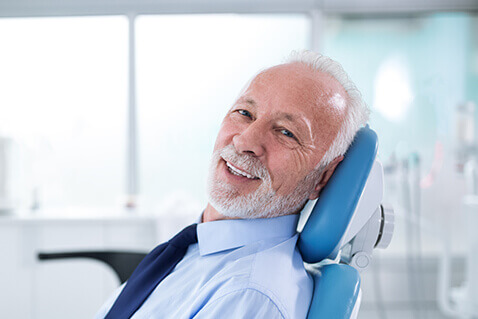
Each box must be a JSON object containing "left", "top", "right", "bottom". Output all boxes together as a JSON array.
[{"left": 95, "top": 50, "right": 369, "bottom": 318}]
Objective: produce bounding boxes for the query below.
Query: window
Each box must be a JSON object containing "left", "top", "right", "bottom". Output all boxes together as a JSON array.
[
  {"left": 0, "top": 16, "right": 128, "bottom": 213},
  {"left": 322, "top": 13, "right": 477, "bottom": 165},
  {"left": 0, "top": 14, "right": 311, "bottom": 214}
]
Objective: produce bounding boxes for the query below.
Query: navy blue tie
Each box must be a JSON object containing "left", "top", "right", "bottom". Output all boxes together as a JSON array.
[{"left": 105, "top": 223, "right": 198, "bottom": 318}]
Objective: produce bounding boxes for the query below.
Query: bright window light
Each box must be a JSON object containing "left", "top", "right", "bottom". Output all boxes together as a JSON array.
[
  {"left": 373, "top": 57, "right": 414, "bottom": 122},
  {"left": 0, "top": 16, "right": 128, "bottom": 213}
]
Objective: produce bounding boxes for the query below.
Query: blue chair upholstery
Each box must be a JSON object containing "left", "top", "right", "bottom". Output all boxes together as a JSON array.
[
  {"left": 299, "top": 126, "right": 385, "bottom": 319},
  {"left": 307, "top": 264, "right": 361, "bottom": 319},
  {"left": 299, "top": 126, "right": 378, "bottom": 263}
]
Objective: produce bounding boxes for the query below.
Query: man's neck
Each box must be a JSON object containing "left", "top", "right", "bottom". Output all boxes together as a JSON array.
[{"left": 202, "top": 203, "right": 233, "bottom": 223}]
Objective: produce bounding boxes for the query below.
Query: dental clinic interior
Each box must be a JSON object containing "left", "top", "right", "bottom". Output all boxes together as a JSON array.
[{"left": 1, "top": 0, "right": 477, "bottom": 318}]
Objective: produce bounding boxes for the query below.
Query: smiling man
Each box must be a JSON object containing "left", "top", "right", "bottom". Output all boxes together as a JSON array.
[
  {"left": 96, "top": 51, "right": 369, "bottom": 319},
  {"left": 205, "top": 56, "right": 354, "bottom": 222}
]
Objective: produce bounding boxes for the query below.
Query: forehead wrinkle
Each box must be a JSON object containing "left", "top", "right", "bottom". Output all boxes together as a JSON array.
[{"left": 301, "top": 117, "right": 316, "bottom": 149}]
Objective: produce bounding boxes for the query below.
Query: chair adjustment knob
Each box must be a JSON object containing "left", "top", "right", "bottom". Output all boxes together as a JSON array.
[{"left": 375, "top": 204, "right": 394, "bottom": 249}]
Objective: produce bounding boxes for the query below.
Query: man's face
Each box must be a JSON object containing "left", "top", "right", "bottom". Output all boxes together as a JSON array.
[{"left": 207, "top": 62, "right": 348, "bottom": 218}]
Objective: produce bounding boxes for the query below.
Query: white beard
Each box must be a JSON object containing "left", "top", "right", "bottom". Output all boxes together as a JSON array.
[{"left": 206, "top": 145, "right": 322, "bottom": 219}]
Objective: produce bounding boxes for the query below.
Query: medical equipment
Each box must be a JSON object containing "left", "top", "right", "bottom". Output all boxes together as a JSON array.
[{"left": 437, "top": 101, "right": 478, "bottom": 318}]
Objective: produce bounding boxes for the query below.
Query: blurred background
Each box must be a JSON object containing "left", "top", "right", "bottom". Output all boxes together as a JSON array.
[{"left": 0, "top": 0, "right": 477, "bottom": 318}]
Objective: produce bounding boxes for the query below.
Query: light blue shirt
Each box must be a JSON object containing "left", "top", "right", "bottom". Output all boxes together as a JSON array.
[{"left": 95, "top": 214, "right": 313, "bottom": 318}]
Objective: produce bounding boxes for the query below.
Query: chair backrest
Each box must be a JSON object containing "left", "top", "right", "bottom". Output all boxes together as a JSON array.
[
  {"left": 298, "top": 126, "right": 385, "bottom": 319},
  {"left": 299, "top": 126, "right": 379, "bottom": 263},
  {"left": 307, "top": 264, "right": 361, "bottom": 319}
]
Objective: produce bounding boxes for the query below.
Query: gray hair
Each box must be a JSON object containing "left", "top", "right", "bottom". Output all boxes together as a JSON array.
[{"left": 286, "top": 50, "right": 370, "bottom": 169}]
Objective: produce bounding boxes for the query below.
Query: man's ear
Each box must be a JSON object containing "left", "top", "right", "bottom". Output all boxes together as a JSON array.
[{"left": 308, "top": 155, "right": 344, "bottom": 200}]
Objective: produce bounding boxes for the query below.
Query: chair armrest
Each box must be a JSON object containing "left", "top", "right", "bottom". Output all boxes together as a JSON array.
[{"left": 38, "top": 251, "right": 147, "bottom": 284}]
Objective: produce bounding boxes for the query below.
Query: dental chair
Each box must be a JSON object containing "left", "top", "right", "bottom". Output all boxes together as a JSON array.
[
  {"left": 299, "top": 125, "right": 394, "bottom": 318},
  {"left": 38, "top": 126, "right": 394, "bottom": 319}
]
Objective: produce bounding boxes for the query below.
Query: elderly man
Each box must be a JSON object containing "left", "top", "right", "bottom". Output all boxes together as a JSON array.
[{"left": 95, "top": 50, "right": 369, "bottom": 319}]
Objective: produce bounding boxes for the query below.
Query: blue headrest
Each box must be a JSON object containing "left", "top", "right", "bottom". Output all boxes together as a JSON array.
[{"left": 298, "top": 126, "right": 378, "bottom": 263}]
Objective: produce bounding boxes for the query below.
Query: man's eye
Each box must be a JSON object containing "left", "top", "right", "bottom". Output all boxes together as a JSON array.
[
  {"left": 280, "top": 129, "right": 295, "bottom": 139},
  {"left": 238, "top": 109, "right": 252, "bottom": 118}
]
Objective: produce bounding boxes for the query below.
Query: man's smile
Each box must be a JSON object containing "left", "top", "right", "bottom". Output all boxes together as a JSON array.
[
  {"left": 222, "top": 159, "right": 261, "bottom": 181},
  {"left": 225, "top": 160, "right": 260, "bottom": 180}
]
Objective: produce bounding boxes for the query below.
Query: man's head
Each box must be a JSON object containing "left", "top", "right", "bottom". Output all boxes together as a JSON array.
[{"left": 205, "top": 51, "right": 369, "bottom": 221}]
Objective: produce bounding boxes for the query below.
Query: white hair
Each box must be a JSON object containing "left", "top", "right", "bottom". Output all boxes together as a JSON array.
[{"left": 286, "top": 50, "right": 370, "bottom": 169}]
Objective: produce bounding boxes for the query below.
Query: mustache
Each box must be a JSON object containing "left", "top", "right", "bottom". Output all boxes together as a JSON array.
[{"left": 219, "top": 145, "right": 269, "bottom": 180}]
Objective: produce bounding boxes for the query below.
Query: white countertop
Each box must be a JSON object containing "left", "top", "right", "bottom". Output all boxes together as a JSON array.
[{"left": 0, "top": 207, "right": 158, "bottom": 224}]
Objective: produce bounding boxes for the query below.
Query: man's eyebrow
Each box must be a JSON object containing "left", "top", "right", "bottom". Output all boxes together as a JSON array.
[
  {"left": 275, "top": 111, "right": 304, "bottom": 125},
  {"left": 242, "top": 98, "right": 298, "bottom": 122},
  {"left": 278, "top": 112, "right": 295, "bottom": 122},
  {"left": 244, "top": 97, "right": 257, "bottom": 107},
  {"left": 277, "top": 112, "right": 314, "bottom": 140}
]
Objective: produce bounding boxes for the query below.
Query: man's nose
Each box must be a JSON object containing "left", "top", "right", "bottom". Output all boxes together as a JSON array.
[{"left": 232, "top": 123, "right": 266, "bottom": 157}]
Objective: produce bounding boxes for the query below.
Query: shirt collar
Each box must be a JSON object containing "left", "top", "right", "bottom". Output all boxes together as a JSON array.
[{"left": 197, "top": 214, "right": 300, "bottom": 256}]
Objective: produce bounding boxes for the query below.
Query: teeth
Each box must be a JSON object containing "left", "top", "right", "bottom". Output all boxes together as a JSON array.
[{"left": 226, "top": 161, "right": 258, "bottom": 180}]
